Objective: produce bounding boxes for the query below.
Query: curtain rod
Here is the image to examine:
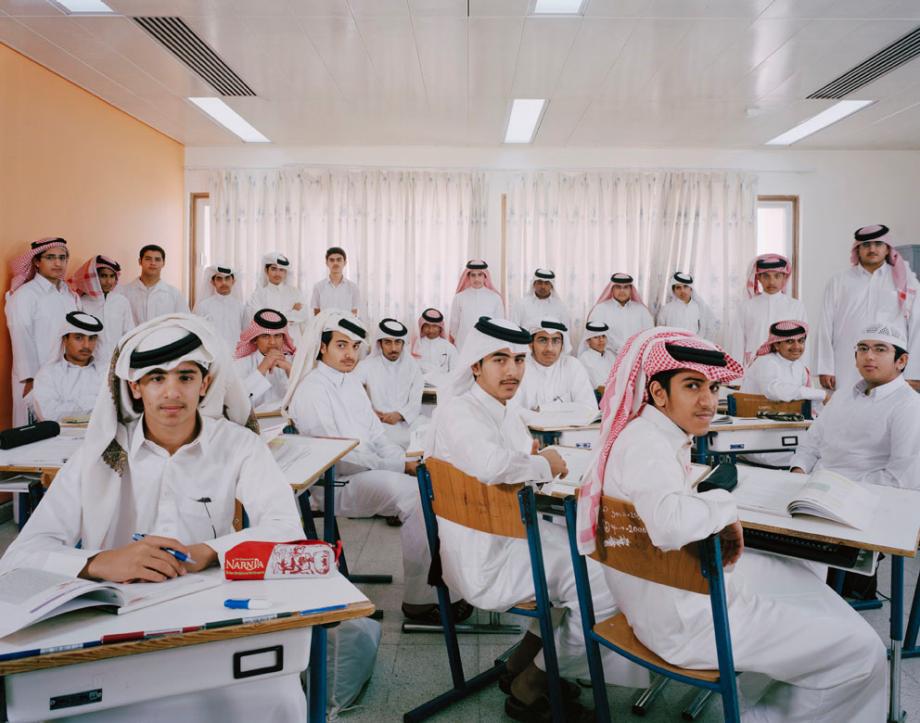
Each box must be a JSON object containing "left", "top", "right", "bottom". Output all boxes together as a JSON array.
[{"left": 185, "top": 163, "right": 815, "bottom": 175}]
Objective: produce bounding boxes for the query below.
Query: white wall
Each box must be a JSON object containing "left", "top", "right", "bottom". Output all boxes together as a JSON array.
[{"left": 185, "top": 146, "right": 920, "bottom": 328}]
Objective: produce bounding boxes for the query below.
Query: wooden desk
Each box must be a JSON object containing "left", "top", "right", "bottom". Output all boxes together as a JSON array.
[{"left": 694, "top": 416, "right": 812, "bottom": 463}]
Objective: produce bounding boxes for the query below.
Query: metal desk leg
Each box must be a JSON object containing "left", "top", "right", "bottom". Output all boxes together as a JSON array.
[
  {"left": 889, "top": 555, "right": 904, "bottom": 723},
  {"left": 903, "top": 567, "right": 920, "bottom": 658},
  {"left": 693, "top": 434, "right": 709, "bottom": 464},
  {"left": 308, "top": 624, "right": 328, "bottom": 723}
]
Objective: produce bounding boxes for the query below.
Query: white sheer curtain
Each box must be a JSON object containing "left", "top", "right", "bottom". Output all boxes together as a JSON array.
[
  {"left": 506, "top": 170, "right": 757, "bottom": 347},
  {"left": 208, "top": 168, "right": 487, "bottom": 325}
]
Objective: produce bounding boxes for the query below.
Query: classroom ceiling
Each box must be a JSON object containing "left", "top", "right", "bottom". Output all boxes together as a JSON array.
[{"left": 3, "top": 0, "right": 920, "bottom": 149}]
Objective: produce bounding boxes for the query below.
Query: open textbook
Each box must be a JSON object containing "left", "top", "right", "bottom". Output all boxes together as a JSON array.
[
  {"left": 0, "top": 568, "right": 221, "bottom": 638},
  {"left": 524, "top": 402, "right": 601, "bottom": 429}
]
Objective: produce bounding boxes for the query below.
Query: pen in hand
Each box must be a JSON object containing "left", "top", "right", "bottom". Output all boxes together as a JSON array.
[{"left": 131, "top": 533, "right": 196, "bottom": 564}]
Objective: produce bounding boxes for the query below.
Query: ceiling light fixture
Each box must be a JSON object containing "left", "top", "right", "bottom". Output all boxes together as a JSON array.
[
  {"left": 765, "top": 100, "right": 873, "bottom": 146},
  {"left": 53, "top": 0, "right": 114, "bottom": 13},
  {"left": 188, "top": 98, "right": 270, "bottom": 143},
  {"left": 532, "top": 0, "right": 585, "bottom": 14},
  {"left": 504, "top": 99, "right": 547, "bottom": 144}
]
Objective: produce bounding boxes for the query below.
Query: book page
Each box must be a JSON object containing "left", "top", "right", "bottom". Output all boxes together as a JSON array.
[
  {"left": 790, "top": 468, "right": 877, "bottom": 530},
  {"left": 526, "top": 403, "right": 601, "bottom": 429},
  {"left": 733, "top": 466, "right": 803, "bottom": 516},
  {"left": 113, "top": 573, "right": 223, "bottom": 615}
]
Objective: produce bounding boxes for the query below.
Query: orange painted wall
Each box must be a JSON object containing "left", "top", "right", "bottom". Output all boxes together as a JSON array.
[{"left": 0, "top": 44, "right": 185, "bottom": 429}]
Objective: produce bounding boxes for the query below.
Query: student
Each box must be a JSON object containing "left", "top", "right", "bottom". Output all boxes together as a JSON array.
[
  {"left": 246, "top": 251, "right": 310, "bottom": 336},
  {"left": 576, "top": 320, "right": 616, "bottom": 392},
  {"left": 574, "top": 327, "right": 886, "bottom": 723},
  {"left": 409, "top": 307, "right": 457, "bottom": 380},
  {"left": 31, "top": 312, "right": 105, "bottom": 423},
  {"left": 511, "top": 268, "right": 571, "bottom": 332},
  {"left": 353, "top": 318, "right": 425, "bottom": 449},
  {"left": 116, "top": 244, "right": 188, "bottom": 325},
  {"left": 281, "top": 312, "right": 447, "bottom": 623},
  {"left": 310, "top": 246, "right": 361, "bottom": 316},
  {"left": 728, "top": 253, "right": 806, "bottom": 368},
  {"left": 233, "top": 309, "right": 296, "bottom": 412},
  {"left": 448, "top": 259, "right": 504, "bottom": 349},
  {"left": 426, "top": 317, "right": 646, "bottom": 720},
  {"left": 192, "top": 264, "right": 248, "bottom": 350},
  {"left": 515, "top": 319, "right": 596, "bottom": 412},
  {"left": 0, "top": 314, "right": 306, "bottom": 718},
  {"left": 588, "top": 273, "right": 653, "bottom": 354},
  {"left": 655, "top": 271, "right": 718, "bottom": 341},
  {"left": 816, "top": 224, "right": 920, "bottom": 393},
  {"left": 68, "top": 254, "right": 134, "bottom": 365},
  {"left": 5, "top": 238, "right": 79, "bottom": 426}
]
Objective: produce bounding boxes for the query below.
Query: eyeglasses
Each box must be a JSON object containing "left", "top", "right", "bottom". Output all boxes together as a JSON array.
[{"left": 855, "top": 343, "right": 894, "bottom": 354}]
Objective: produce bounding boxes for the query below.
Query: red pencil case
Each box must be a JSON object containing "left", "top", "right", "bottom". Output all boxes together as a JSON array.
[{"left": 224, "top": 539, "right": 342, "bottom": 580}]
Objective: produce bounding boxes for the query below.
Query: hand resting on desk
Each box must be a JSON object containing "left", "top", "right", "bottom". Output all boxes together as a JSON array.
[
  {"left": 538, "top": 448, "right": 568, "bottom": 478},
  {"left": 80, "top": 535, "right": 217, "bottom": 583}
]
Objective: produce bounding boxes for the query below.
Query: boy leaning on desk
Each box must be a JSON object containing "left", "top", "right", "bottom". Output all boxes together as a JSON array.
[{"left": 0, "top": 314, "right": 307, "bottom": 718}]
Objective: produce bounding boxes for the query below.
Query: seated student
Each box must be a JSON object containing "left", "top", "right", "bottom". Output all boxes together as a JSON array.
[
  {"left": 655, "top": 272, "right": 719, "bottom": 341},
  {"left": 426, "top": 317, "right": 647, "bottom": 721},
  {"left": 1, "top": 314, "right": 306, "bottom": 718},
  {"left": 353, "top": 318, "right": 425, "bottom": 449},
  {"left": 574, "top": 327, "right": 886, "bottom": 723},
  {"left": 246, "top": 251, "right": 310, "bottom": 336},
  {"left": 282, "top": 312, "right": 451, "bottom": 623},
  {"left": 310, "top": 246, "right": 361, "bottom": 316},
  {"left": 576, "top": 320, "right": 616, "bottom": 392},
  {"left": 116, "top": 244, "right": 188, "bottom": 325},
  {"left": 515, "top": 319, "right": 596, "bottom": 412},
  {"left": 68, "top": 254, "right": 134, "bottom": 365},
  {"left": 233, "top": 309, "right": 296, "bottom": 412},
  {"left": 409, "top": 307, "right": 457, "bottom": 381},
  {"left": 192, "top": 264, "right": 248, "bottom": 350},
  {"left": 511, "top": 268, "right": 572, "bottom": 332},
  {"left": 588, "top": 273, "right": 654, "bottom": 354},
  {"left": 448, "top": 259, "right": 505, "bottom": 349},
  {"left": 31, "top": 311, "right": 105, "bottom": 423}
]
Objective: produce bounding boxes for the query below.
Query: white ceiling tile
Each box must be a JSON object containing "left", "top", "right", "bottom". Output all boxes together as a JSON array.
[
  {"left": 510, "top": 16, "right": 583, "bottom": 97},
  {"left": 409, "top": 0, "right": 468, "bottom": 17},
  {"left": 552, "top": 18, "right": 634, "bottom": 95},
  {"left": 0, "top": 0, "right": 63, "bottom": 16},
  {"left": 347, "top": 0, "right": 409, "bottom": 17},
  {"left": 413, "top": 17, "right": 468, "bottom": 112},
  {"left": 468, "top": 16, "right": 524, "bottom": 97},
  {"left": 468, "top": 0, "right": 530, "bottom": 17}
]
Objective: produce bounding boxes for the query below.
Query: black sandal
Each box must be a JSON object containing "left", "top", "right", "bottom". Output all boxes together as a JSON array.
[
  {"left": 504, "top": 694, "right": 594, "bottom": 722},
  {"left": 498, "top": 672, "right": 581, "bottom": 700}
]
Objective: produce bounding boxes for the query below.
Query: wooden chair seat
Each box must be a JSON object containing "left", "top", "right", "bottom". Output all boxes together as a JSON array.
[
  {"left": 509, "top": 600, "right": 537, "bottom": 611},
  {"left": 593, "top": 613, "right": 720, "bottom": 683}
]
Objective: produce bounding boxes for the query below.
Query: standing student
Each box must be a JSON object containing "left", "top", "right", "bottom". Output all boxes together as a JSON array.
[
  {"left": 31, "top": 312, "right": 105, "bottom": 423},
  {"left": 588, "top": 273, "right": 654, "bottom": 354},
  {"left": 448, "top": 259, "right": 505, "bottom": 350},
  {"left": 353, "top": 318, "right": 425, "bottom": 449},
  {"left": 574, "top": 328, "right": 886, "bottom": 723},
  {"left": 728, "top": 254, "right": 806, "bottom": 368},
  {"left": 511, "top": 268, "right": 572, "bottom": 332},
  {"left": 816, "top": 224, "right": 920, "bottom": 393},
  {"left": 656, "top": 272, "right": 719, "bottom": 341},
  {"left": 576, "top": 320, "right": 616, "bottom": 392},
  {"left": 233, "top": 309, "right": 296, "bottom": 412},
  {"left": 116, "top": 244, "right": 188, "bottom": 325},
  {"left": 68, "top": 254, "right": 134, "bottom": 366},
  {"left": 409, "top": 307, "right": 457, "bottom": 380},
  {"left": 246, "top": 251, "right": 310, "bottom": 336},
  {"left": 192, "top": 264, "right": 248, "bottom": 351},
  {"left": 515, "top": 319, "right": 596, "bottom": 412},
  {"left": 5, "top": 237, "right": 79, "bottom": 425},
  {"left": 310, "top": 246, "right": 361, "bottom": 316}
]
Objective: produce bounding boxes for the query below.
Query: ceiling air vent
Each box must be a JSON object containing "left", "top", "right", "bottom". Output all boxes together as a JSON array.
[
  {"left": 134, "top": 16, "right": 255, "bottom": 96},
  {"left": 808, "top": 25, "right": 920, "bottom": 99}
]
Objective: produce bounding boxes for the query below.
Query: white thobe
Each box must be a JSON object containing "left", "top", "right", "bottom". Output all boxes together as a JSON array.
[
  {"left": 601, "top": 406, "right": 886, "bottom": 722},
  {"left": 5, "top": 274, "right": 78, "bottom": 426},
  {"left": 81, "top": 292, "right": 134, "bottom": 365},
  {"left": 448, "top": 288, "right": 504, "bottom": 350},
  {"left": 193, "top": 294, "right": 248, "bottom": 352},
  {"left": 310, "top": 277, "right": 362, "bottom": 315},
  {"left": 656, "top": 298, "right": 718, "bottom": 341},
  {"left": 789, "top": 376, "right": 920, "bottom": 490},
  {"left": 578, "top": 348, "right": 616, "bottom": 389},
  {"left": 234, "top": 353, "right": 291, "bottom": 412},
  {"left": 116, "top": 278, "right": 188, "bottom": 325},
  {"left": 287, "top": 362, "right": 432, "bottom": 604},
  {"left": 31, "top": 358, "right": 104, "bottom": 422},
  {"left": 590, "top": 300, "right": 653, "bottom": 353},
  {"left": 728, "top": 292, "right": 807, "bottom": 368},
  {"left": 515, "top": 355, "right": 597, "bottom": 411},
  {"left": 415, "top": 337, "right": 457, "bottom": 378},
  {"left": 817, "top": 263, "right": 920, "bottom": 391},
  {"left": 247, "top": 283, "right": 310, "bottom": 337},
  {"left": 426, "top": 383, "right": 647, "bottom": 685},
  {"left": 353, "top": 354, "right": 425, "bottom": 449},
  {"left": 511, "top": 294, "right": 572, "bottom": 333}
]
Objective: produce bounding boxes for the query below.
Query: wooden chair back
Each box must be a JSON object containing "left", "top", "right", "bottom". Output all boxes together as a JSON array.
[
  {"left": 589, "top": 495, "right": 709, "bottom": 595},
  {"left": 426, "top": 458, "right": 526, "bottom": 539},
  {"left": 729, "top": 393, "right": 805, "bottom": 418}
]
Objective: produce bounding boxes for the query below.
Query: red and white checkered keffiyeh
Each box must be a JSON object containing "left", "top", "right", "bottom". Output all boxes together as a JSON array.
[
  {"left": 745, "top": 253, "right": 791, "bottom": 298},
  {"left": 850, "top": 225, "right": 917, "bottom": 321},
  {"left": 574, "top": 327, "right": 743, "bottom": 555},
  {"left": 234, "top": 310, "right": 296, "bottom": 359},
  {"left": 410, "top": 307, "right": 449, "bottom": 358},
  {"left": 589, "top": 276, "right": 649, "bottom": 318},
  {"left": 68, "top": 255, "right": 121, "bottom": 299},
  {"left": 755, "top": 319, "right": 808, "bottom": 358},
  {"left": 9, "top": 238, "right": 71, "bottom": 295},
  {"left": 455, "top": 260, "right": 503, "bottom": 299}
]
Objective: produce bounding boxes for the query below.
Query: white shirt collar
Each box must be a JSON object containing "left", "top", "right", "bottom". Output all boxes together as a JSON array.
[
  {"left": 470, "top": 381, "right": 509, "bottom": 428},
  {"left": 852, "top": 374, "right": 907, "bottom": 400},
  {"left": 317, "top": 360, "right": 348, "bottom": 387},
  {"left": 640, "top": 405, "right": 694, "bottom": 451},
  {"left": 129, "top": 413, "right": 208, "bottom": 457}
]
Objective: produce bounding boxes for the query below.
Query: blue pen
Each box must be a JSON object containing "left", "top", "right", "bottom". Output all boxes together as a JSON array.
[
  {"left": 131, "top": 533, "right": 196, "bottom": 564},
  {"left": 225, "top": 598, "right": 272, "bottom": 610}
]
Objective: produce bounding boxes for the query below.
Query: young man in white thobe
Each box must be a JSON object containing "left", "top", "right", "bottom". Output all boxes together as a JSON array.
[
  {"left": 246, "top": 251, "right": 311, "bottom": 338},
  {"left": 588, "top": 273, "right": 653, "bottom": 354},
  {"left": 515, "top": 319, "right": 596, "bottom": 412},
  {"left": 426, "top": 316, "right": 647, "bottom": 721},
  {"left": 310, "top": 246, "right": 361, "bottom": 316},
  {"left": 5, "top": 237, "right": 79, "bottom": 426},
  {"left": 574, "top": 327, "right": 886, "bottom": 723},
  {"left": 31, "top": 312, "right": 105, "bottom": 423},
  {"left": 816, "top": 224, "right": 920, "bottom": 394},
  {"left": 116, "top": 244, "right": 188, "bottom": 325},
  {"left": 576, "top": 321, "right": 616, "bottom": 393},
  {"left": 511, "top": 268, "right": 572, "bottom": 332},
  {"left": 1, "top": 314, "right": 307, "bottom": 720},
  {"left": 728, "top": 254, "right": 806, "bottom": 368},
  {"left": 233, "top": 309, "right": 296, "bottom": 412},
  {"left": 409, "top": 307, "right": 457, "bottom": 382},
  {"left": 448, "top": 259, "right": 505, "bottom": 350},
  {"left": 68, "top": 254, "right": 134, "bottom": 366},
  {"left": 192, "top": 264, "right": 248, "bottom": 351},
  {"left": 353, "top": 318, "right": 425, "bottom": 450},
  {"left": 656, "top": 272, "right": 719, "bottom": 341}
]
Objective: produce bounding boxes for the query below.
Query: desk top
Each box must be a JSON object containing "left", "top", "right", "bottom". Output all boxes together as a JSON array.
[
  {"left": 708, "top": 416, "right": 811, "bottom": 432},
  {"left": 0, "top": 428, "right": 86, "bottom": 472},
  {"left": 266, "top": 435, "right": 359, "bottom": 491}
]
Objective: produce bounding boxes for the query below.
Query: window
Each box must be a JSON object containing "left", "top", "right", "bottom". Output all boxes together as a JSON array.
[{"left": 756, "top": 195, "right": 799, "bottom": 297}]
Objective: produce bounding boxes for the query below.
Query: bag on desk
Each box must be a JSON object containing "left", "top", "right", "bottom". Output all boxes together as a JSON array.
[{"left": 224, "top": 539, "right": 342, "bottom": 580}]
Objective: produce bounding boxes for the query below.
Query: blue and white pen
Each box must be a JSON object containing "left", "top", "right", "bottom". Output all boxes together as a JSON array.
[
  {"left": 225, "top": 598, "right": 272, "bottom": 610},
  {"left": 131, "top": 533, "right": 196, "bottom": 564}
]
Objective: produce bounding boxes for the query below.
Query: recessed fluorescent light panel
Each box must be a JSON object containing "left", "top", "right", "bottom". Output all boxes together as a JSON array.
[
  {"left": 532, "top": 0, "right": 585, "bottom": 14},
  {"left": 53, "top": 0, "right": 114, "bottom": 12},
  {"left": 765, "top": 100, "right": 873, "bottom": 146},
  {"left": 504, "top": 99, "right": 547, "bottom": 144},
  {"left": 188, "top": 97, "right": 270, "bottom": 143}
]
